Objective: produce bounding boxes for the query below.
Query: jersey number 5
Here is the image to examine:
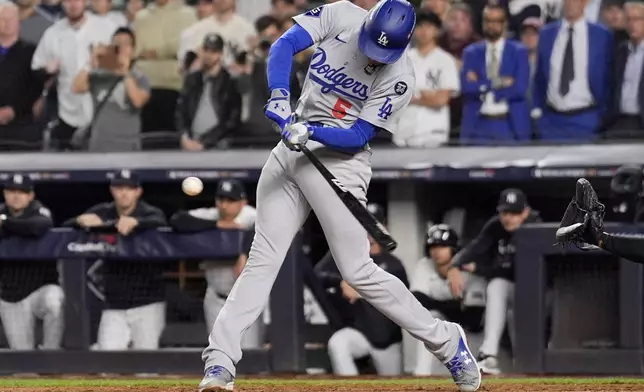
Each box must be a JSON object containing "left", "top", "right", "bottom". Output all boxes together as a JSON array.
[{"left": 332, "top": 98, "right": 352, "bottom": 119}]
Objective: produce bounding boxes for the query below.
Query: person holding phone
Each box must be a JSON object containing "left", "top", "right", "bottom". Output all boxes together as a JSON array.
[{"left": 71, "top": 27, "right": 150, "bottom": 152}]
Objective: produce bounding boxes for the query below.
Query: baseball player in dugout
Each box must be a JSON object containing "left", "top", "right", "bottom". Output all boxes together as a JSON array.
[
  {"left": 199, "top": 1, "right": 482, "bottom": 391},
  {"left": 314, "top": 203, "right": 408, "bottom": 376},
  {"left": 411, "top": 224, "right": 486, "bottom": 376},
  {"left": 170, "top": 179, "right": 264, "bottom": 348},
  {"left": 446, "top": 188, "right": 541, "bottom": 375},
  {"left": 0, "top": 175, "right": 62, "bottom": 350},
  {"left": 64, "top": 170, "right": 168, "bottom": 350}
]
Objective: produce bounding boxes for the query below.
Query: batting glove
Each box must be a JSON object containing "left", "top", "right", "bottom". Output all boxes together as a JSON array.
[
  {"left": 265, "top": 88, "right": 292, "bottom": 133},
  {"left": 282, "top": 122, "right": 311, "bottom": 151}
]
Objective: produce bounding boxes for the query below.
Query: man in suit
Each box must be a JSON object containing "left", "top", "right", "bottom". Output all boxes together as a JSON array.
[
  {"left": 605, "top": 0, "right": 644, "bottom": 139},
  {"left": 460, "top": 3, "right": 531, "bottom": 144},
  {"left": 532, "top": 0, "right": 614, "bottom": 141}
]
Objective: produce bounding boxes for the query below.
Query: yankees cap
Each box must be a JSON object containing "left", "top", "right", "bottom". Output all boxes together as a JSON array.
[
  {"left": 497, "top": 188, "right": 527, "bottom": 214},
  {"left": 216, "top": 179, "right": 247, "bottom": 201},
  {"left": 4, "top": 174, "right": 34, "bottom": 192},
  {"left": 110, "top": 169, "right": 141, "bottom": 188}
]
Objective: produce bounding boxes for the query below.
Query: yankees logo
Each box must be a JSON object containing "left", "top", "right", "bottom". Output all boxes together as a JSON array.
[
  {"left": 308, "top": 48, "right": 370, "bottom": 101},
  {"left": 331, "top": 178, "right": 348, "bottom": 192},
  {"left": 377, "top": 31, "right": 389, "bottom": 46},
  {"left": 427, "top": 69, "right": 442, "bottom": 90}
]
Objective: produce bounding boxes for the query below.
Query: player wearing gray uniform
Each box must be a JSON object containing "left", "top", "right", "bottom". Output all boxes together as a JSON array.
[{"left": 198, "top": 1, "right": 481, "bottom": 391}]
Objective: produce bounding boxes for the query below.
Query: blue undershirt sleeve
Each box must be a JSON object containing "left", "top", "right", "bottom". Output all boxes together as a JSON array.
[
  {"left": 309, "top": 118, "right": 376, "bottom": 149},
  {"left": 267, "top": 24, "right": 314, "bottom": 92}
]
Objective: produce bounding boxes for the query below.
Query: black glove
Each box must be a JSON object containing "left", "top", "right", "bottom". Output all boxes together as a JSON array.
[{"left": 556, "top": 178, "right": 605, "bottom": 250}]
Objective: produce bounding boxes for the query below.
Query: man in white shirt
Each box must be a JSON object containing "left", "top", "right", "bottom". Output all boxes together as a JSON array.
[
  {"left": 532, "top": 0, "right": 613, "bottom": 140},
  {"left": 90, "top": 0, "right": 127, "bottom": 27},
  {"left": 395, "top": 11, "right": 459, "bottom": 147},
  {"left": 178, "top": 0, "right": 255, "bottom": 70},
  {"left": 31, "top": 0, "right": 116, "bottom": 150},
  {"left": 460, "top": 3, "right": 531, "bottom": 143}
]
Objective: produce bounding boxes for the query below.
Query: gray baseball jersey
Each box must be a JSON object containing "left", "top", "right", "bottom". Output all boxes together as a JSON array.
[
  {"left": 292, "top": 1, "right": 415, "bottom": 132},
  {"left": 202, "top": 0, "right": 464, "bottom": 379}
]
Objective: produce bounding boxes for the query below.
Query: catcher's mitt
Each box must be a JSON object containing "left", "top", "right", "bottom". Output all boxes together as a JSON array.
[{"left": 555, "top": 178, "right": 605, "bottom": 250}]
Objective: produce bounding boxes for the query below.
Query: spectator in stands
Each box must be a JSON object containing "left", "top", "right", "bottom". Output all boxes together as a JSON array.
[
  {"left": 71, "top": 27, "right": 150, "bottom": 151},
  {"left": 395, "top": 11, "right": 460, "bottom": 147},
  {"left": 439, "top": 3, "right": 479, "bottom": 132},
  {"left": 39, "top": 0, "right": 63, "bottom": 20},
  {"left": 353, "top": 0, "right": 379, "bottom": 10},
  {"left": 446, "top": 188, "right": 541, "bottom": 375},
  {"left": 196, "top": 0, "right": 216, "bottom": 20},
  {"left": 604, "top": 0, "right": 644, "bottom": 138},
  {"left": 0, "top": 175, "right": 61, "bottom": 350},
  {"left": 315, "top": 204, "right": 406, "bottom": 376},
  {"left": 532, "top": 0, "right": 613, "bottom": 141},
  {"left": 125, "top": 0, "right": 143, "bottom": 26},
  {"left": 0, "top": 2, "right": 48, "bottom": 151},
  {"left": 16, "top": 0, "right": 55, "bottom": 45},
  {"left": 421, "top": 0, "right": 451, "bottom": 21},
  {"left": 178, "top": 0, "right": 254, "bottom": 70},
  {"left": 170, "top": 179, "right": 264, "bottom": 348},
  {"left": 460, "top": 3, "right": 531, "bottom": 144},
  {"left": 236, "top": 0, "right": 272, "bottom": 26},
  {"left": 133, "top": 0, "right": 196, "bottom": 134},
  {"left": 602, "top": 0, "right": 629, "bottom": 45},
  {"left": 66, "top": 170, "right": 167, "bottom": 350},
  {"left": 411, "top": 224, "right": 485, "bottom": 376},
  {"left": 176, "top": 33, "right": 241, "bottom": 150},
  {"left": 235, "top": 15, "right": 300, "bottom": 146},
  {"left": 31, "top": 0, "right": 117, "bottom": 151},
  {"left": 90, "top": 0, "right": 127, "bottom": 27},
  {"left": 271, "top": 0, "right": 298, "bottom": 20},
  {"left": 520, "top": 17, "right": 542, "bottom": 110}
]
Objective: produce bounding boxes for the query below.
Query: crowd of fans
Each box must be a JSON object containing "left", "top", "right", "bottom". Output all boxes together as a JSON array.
[{"left": 0, "top": 0, "right": 641, "bottom": 150}]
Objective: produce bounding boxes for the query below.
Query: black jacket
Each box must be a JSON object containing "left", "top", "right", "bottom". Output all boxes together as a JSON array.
[
  {"left": 451, "top": 211, "right": 542, "bottom": 281},
  {"left": 175, "top": 68, "right": 242, "bottom": 148},
  {"left": 65, "top": 201, "right": 168, "bottom": 309},
  {"left": 0, "top": 200, "right": 56, "bottom": 302},
  {"left": 314, "top": 250, "right": 408, "bottom": 349}
]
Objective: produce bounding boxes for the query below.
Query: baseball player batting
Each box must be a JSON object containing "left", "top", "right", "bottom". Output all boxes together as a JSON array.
[{"left": 198, "top": 1, "right": 481, "bottom": 391}]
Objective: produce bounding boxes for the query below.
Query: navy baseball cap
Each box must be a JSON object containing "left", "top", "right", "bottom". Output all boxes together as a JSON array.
[
  {"left": 110, "top": 169, "right": 140, "bottom": 187},
  {"left": 4, "top": 174, "right": 33, "bottom": 192},
  {"left": 216, "top": 179, "right": 247, "bottom": 201},
  {"left": 497, "top": 188, "right": 528, "bottom": 214}
]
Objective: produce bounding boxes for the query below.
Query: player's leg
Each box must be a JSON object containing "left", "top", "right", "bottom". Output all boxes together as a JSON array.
[
  {"left": 32, "top": 284, "right": 64, "bottom": 349},
  {"left": 327, "top": 327, "right": 370, "bottom": 376},
  {"left": 370, "top": 342, "right": 403, "bottom": 376},
  {"left": 200, "top": 147, "right": 311, "bottom": 387},
  {"left": 294, "top": 144, "right": 480, "bottom": 391},
  {"left": 128, "top": 302, "right": 166, "bottom": 349},
  {"left": 203, "top": 265, "right": 231, "bottom": 331},
  {"left": 97, "top": 309, "right": 131, "bottom": 350},
  {"left": 0, "top": 297, "right": 36, "bottom": 349},
  {"left": 478, "top": 278, "right": 513, "bottom": 375}
]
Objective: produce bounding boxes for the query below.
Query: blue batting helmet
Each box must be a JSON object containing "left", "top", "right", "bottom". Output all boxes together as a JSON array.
[{"left": 358, "top": 0, "right": 416, "bottom": 64}]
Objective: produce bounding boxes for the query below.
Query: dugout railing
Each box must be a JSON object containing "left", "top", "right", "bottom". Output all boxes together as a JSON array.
[{"left": 0, "top": 228, "right": 307, "bottom": 375}]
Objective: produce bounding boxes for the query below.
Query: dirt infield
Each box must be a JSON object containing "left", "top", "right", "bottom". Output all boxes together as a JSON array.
[{"left": 6, "top": 383, "right": 644, "bottom": 392}]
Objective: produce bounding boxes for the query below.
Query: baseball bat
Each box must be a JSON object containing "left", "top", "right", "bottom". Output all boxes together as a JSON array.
[{"left": 299, "top": 145, "right": 398, "bottom": 252}]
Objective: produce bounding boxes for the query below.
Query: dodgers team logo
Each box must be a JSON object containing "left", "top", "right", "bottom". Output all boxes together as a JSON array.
[
  {"left": 308, "top": 48, "right": 370, "bottom": 101},
  {"left": 304, "top": 6, "right": 323, "bottom": 18}
]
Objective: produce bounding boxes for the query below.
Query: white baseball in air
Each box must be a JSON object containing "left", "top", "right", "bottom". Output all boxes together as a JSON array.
[{"left": 182, "top": 176, "right": 203, "bottom": 196}]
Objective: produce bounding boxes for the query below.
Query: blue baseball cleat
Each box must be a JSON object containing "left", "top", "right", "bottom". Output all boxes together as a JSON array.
[
  {"left": 444, "top": 322, "right": 482, "bottom": 391},
  {"left": 198, "top": 366, "right": 235, "bottom": 391}
]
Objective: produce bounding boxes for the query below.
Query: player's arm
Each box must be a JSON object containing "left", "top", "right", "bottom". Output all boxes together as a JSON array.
[
  {"left": 132, "top": 204, "right": 167, "bottom": 231},
  {"left": 170, "top": 208, "right": 219, "bottom": 232},
  {"left": 449, "top": 218, "right": 498, "bottom": 271},
  {"left": 2, "top": 206, "right": 53, "bottom": 238}
]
